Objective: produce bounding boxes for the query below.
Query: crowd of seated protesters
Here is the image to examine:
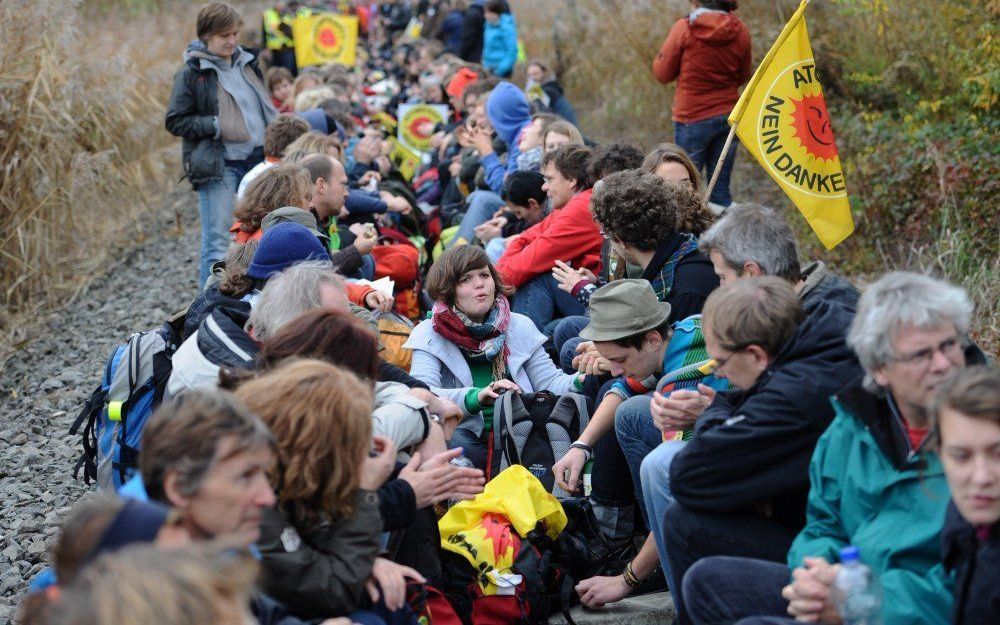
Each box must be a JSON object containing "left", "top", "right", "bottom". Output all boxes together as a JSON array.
[{"left": 22, "top": 1, "right": 996, "bottom": 624}]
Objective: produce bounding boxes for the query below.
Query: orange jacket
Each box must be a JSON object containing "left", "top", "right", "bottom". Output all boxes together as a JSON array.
[
  {"left": 496, "top": 189, "right": 602, "bottom": 289},
  {"left": 230, "top": 222, "right": 263, "bottom": 244},
  {"left": 652, "top": 12, "right": 752, "bottom": 123},
  {"left": 346, "top": 283, "right": 375, "bottom": 308}
]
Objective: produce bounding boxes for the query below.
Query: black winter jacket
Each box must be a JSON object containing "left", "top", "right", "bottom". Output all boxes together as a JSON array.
[
  {"left": 458, "top": 4, "right": 486, "bottom": 62},
  {"left": 165, "top": 47, "right": 266, "bottom": 188},
  {"left": 942, "top": 502, "right": 1000, "bottom": 625},
  {"left": 257, "top": 490, "right": 382, "bottom": 619},
  {"left": 799, "top": 261, "right": 859, "bottom": 314},
  {"left": 642, "top": 233, "right": 719, "bottom": 323},
  {"left": 670, "top": 298, "right": 862, "bottom": 529}
]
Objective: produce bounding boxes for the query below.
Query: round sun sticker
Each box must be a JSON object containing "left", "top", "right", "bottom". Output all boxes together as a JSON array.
[
  {"left": 756, "top": 59, "right": 846, "bottom": 199},
  {"left": 311, "top": 15, "right": 346, "bottom": 62}
]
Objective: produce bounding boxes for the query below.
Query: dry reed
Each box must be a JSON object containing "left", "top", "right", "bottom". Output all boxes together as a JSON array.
[{"left": 0, "top": 1, "right": 265, "bottom": 356}]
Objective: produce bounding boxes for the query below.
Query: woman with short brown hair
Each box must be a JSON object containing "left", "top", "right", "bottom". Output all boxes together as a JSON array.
[
  {"left": 406, "top": 246, "right": 578, "bottom": 469},
  {"left": 166, "top": 1, "right": 278, "bottom": 287}
]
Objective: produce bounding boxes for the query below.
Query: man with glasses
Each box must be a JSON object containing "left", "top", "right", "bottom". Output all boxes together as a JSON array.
[
  {"left": 643, "top": 276, "right": 861, "bottom": 624},
  {"left": 680, "top": 271, "right": 986, "bottom": 625}
]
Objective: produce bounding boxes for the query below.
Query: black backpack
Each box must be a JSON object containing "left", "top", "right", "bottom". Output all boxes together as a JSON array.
[{"left": 488, "top": 391, "right": 591, "bottom": 498}]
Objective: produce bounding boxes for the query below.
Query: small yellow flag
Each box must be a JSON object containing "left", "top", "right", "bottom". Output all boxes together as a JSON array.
[
  {"left": 729, "top": 0, "right": 853, "bottom": 249},
  {"left": 292, "top": 12, "right": 358, "bottom": 68},
  {"left": 388, "top": 138, "right": 422, "bottom": 182}
]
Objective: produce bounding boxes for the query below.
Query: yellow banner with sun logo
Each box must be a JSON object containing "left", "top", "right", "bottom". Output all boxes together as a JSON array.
[
  {"left": 397, "top": 103, "right": 449, "bottom": 153},
  {"left": 292, "top": 12, "right": 358, "bottom": 68},
  {"left": 728, "top": 0, "right": 853, "bottom": 249}
]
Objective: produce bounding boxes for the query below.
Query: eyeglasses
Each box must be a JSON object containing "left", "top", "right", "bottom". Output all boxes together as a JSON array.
[
  {"left": 714, "top": 343, "right": 752, "bottom": 373},
  {"left": 893, "top": 335, "right": 965, "bottom": 368}
]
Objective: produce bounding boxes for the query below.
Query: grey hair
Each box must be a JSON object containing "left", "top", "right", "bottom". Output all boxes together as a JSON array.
[
  {"left": 248, "top": 261, "right": 344, "bottom": 341},
  {"left": 699, "top": 203, "right": 801, "bottom": 281},
  {"left": 846, "top": 271, "right": 973, "bottom": 391},
  {"left": 224, "top": 239, "right": 258, "bottom": 273}
]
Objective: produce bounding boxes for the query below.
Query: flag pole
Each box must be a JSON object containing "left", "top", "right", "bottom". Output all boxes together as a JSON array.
[
  {"left": 703, "top": 123, "right": 738, "bottom": 204},
  {"left": 704, "top": 0, "right": 811, "bottom": 204}
]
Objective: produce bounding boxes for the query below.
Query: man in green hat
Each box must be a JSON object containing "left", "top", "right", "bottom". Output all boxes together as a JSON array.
[{"left": 553, "top": 279, "right": 725, "bottom": 607}]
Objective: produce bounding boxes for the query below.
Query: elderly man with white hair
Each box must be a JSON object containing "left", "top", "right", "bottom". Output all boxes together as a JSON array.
[{"left": 677, "top": 271, "right": 987, "bottom": 625}]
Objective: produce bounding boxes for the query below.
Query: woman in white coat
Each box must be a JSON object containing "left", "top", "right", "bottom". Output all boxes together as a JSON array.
[{"left": 405, "top": 246, "right": 578, "bottom": 469}]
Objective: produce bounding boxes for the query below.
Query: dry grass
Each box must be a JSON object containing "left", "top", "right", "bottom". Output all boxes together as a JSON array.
[
  {"left": 511, "top": 0, "right": 999, "bottom": 356},
  {"left": 0, "top": 1, "right": 266, "bottom": 360}
]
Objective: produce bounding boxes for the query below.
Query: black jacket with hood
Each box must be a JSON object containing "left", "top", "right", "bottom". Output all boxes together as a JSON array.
[
  {"left": 165, "top": 42, "right": 269, "bottom": 188},
  {"left": 941, "top": 502, "right": 1000, "bottom": 625},
  {"left": 670, "top": 298, "right": 862, "bottom": 529}
]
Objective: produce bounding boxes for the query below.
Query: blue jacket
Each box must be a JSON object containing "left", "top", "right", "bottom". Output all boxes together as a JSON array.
[
  {"left": 482, "top": 13, "right": 518, "bottom": 77},
  {"left": 481, "top": 82, "right": 532, "bottom": 194}
]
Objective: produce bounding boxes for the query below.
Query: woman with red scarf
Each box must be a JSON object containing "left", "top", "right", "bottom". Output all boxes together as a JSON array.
[{"left": 405, "top": 246, "right": 579, "bottom": 469}]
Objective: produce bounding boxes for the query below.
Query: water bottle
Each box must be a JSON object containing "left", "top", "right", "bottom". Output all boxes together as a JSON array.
[
  {"left": 582, "top": 459, "right": 593, "bottom": 497},
  {"left": 447, "top": 454, "right": 477, "bottom": 509},
  {"left": 834, "top": 546, "right": 881, "bottom": 625}
]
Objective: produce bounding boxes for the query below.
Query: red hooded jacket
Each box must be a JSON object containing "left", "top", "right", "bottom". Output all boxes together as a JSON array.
[
  {"left": 652, "top": 11, "right": 752, "bottom": 123},
  {"left": 496, "top": 188, "right": 602, "bottom": 289}
]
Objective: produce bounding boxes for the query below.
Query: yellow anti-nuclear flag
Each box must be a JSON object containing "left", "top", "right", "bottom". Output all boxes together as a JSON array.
[
  {"left": 388, "top": 138, "right": 422, "bottom": 182},
  {"left": 292, "top": 12, "right": 358, "bottom": 68},
  {"left": 728, "top": 0, "right": 853, "bottom": 249}
]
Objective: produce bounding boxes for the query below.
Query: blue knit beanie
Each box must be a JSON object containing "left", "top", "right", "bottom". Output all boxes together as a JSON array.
[{"left": 247, "top": 222, "right": 331, "bottom": 280}]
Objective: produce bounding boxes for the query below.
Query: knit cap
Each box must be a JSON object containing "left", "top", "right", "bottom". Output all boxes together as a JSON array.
[
  {"left": 446, "top": 67, "right": 479, "bottom": 100},
  {"left": 247, "top": 222, "right": 331, "bottom": 280}
]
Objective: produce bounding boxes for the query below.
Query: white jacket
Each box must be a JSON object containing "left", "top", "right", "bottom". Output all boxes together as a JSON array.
[{"left": 403, "top": 312, "right": 575, "bottom": 437}]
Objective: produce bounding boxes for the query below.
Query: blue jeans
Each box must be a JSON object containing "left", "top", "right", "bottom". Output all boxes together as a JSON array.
[
  {"left": 683, "top": 556, "right": 790, "bottom": 625},
  {"left": 639, "top": 440, "right": 687, "bottom": 588},
  {"left": 450, "top": 190, "right": 504, "bottom": 248},
  {"left": 553, "top": 315, "right": 590, "bottom": 373},
  {"left": 512, "top": 273, "right": 587, "bottom": 332},
  {"left": 196, "top": 148, "right": 262, "bottom": 286},
  {"left": 614, "top": 396, "right": 675, "bottom": 526},
  {"left": 674, "top": 115, "right": 736, "bottom": 207},
  {"left": 448, "top": 425, "right": 488, "bottom": 471},
  {"left": 358, "top": 253, "right": 376, "bottom": 281},
  {"left": 665, "top": 503, "right": 798, "bottom": 624}
]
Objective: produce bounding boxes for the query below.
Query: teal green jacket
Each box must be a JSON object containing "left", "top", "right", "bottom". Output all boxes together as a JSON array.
[{"left": 787, "top": 379, "right": 953, "bottom": 624}]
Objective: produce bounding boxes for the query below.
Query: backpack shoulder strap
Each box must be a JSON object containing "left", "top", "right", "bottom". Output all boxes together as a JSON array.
[
  {"left": 549, "top": 392, "right": 590, "bottom": 430},
  {"left": 494, "top": 390, "right": 515, "bottom": 453}
]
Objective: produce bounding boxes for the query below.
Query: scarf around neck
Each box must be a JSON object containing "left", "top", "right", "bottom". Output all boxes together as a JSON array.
[{"left": 432, "top": 295, "right": 511, "bottom": 377}]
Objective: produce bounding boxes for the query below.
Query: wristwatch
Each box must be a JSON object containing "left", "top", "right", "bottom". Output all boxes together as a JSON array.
[{"left": 569, "top": 441, "right": 593, "bottom": 462}]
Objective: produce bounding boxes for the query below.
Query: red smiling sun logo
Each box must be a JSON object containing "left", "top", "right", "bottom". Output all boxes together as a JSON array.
[
  {"left": 407, "top": 115, "right": 434, "bottom": 139},
  {"left": 480, "top": 513, "right": 520, "bottom": 562},
  {"left": 317, "top": 26, "right": 339, "bottom": 49},
  {"left": 790, "top": 92, "right": 838, "bottom": 161}
]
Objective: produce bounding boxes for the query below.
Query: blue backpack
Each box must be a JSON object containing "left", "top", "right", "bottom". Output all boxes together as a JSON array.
[{"left": 71, "top": 316, "right": 183, "bottom": 491}]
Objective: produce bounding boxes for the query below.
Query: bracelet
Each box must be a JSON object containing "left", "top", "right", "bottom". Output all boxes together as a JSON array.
[
  {"left": 569, "top": 441, "right": 593, "bottom": 462},
  {"left": 622, "top": 562, "right": 641, "bottom": 588}
]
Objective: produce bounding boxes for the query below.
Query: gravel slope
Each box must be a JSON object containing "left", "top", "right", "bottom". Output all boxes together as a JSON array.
[{"left": 0, "top": 189, "right": 200, "bottom": 620}]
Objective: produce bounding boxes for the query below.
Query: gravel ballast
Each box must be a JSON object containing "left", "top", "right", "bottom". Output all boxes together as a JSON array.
[{"left": 0, "top": 190, "right": 200, "bottom": 620}]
